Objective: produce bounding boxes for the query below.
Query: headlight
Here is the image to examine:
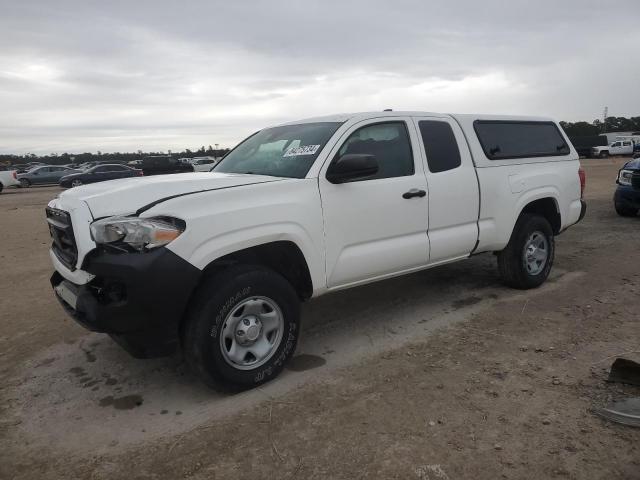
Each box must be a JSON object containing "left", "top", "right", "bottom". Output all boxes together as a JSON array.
[
  {"left": 90, "top": 216, "right": 185, "bottom": 251},
  {"left": 618, "top": 169, "right": 634, "bottom": 186}
]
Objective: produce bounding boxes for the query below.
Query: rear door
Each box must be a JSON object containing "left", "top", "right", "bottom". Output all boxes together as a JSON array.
[{"left": 412, "top": 116, "right": 480, "bottom": 263}]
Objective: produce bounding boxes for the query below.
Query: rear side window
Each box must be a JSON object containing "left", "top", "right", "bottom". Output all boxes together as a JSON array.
[
  {"left": 419, "top": 121, "right": 461, "bottom": 173},
  {"left": 474, "top": 121, "right": 569, "bottom": 160}
]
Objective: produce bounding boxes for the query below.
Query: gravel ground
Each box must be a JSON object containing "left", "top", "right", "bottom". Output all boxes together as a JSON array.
[{"left": 1, "top": 158, "right": 639, "bottom": 479}]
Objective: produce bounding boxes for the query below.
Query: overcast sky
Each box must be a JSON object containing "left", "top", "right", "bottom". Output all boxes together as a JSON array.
[{"left": 1, "top": 0, "right": 639, "bottom": 154}]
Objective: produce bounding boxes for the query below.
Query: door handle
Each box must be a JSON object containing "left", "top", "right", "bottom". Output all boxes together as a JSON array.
[{"left": 402, "top": 189, "right": 426, "bottom": 199}]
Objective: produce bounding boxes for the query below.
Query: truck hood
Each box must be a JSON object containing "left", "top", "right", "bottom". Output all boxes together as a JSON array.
[
  {"left": 623, "top": 158, "right": 640, "bottom": 170},
  {"left": 56, "top": 172, "right": 285, "bottom": 218}
]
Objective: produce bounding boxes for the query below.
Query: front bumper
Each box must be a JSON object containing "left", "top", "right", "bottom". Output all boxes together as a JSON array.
[
  {"left": 51, "top": 247, "right": 201, "bottom": 358},
  {"left": 614, "top": 185, "right": 640, "bottom": 210}
]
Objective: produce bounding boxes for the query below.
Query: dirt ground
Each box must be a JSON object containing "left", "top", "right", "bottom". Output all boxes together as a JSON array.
[{"left": 1, "top": 158, "right": 639, "bottom": 480}]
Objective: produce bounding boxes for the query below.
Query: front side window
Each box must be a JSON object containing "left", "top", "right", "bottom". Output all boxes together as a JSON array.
[
  {"left": 335, "top": 121, "right": 414, "bottom": 180},
  {"left": 474, "top": 121, "right": 570, "bottom": 160},
  {"left": 215, "top": 122, "right": 342, "bottom": 178},
  {"left": 419, "top": 120, "right": 461, "bottom": 173}
]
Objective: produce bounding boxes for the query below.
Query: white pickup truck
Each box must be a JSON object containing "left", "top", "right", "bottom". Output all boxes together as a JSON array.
[
  {"left": 0, "top": 169, "right": 20, "bottom": 193},
  {"left": 592, "top": 139, "right": 635, "bottom": 157},
  {"left": 46, "top": 111, "right": 586, "bottom": 389}
]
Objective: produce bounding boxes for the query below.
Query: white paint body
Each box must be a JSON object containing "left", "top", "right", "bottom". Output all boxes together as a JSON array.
[
  {"left": 0, "top": 170, "right": 20, "bottom": 190},
  {"left": 48, "top": 111, "right": 583, "bottom": 298}
]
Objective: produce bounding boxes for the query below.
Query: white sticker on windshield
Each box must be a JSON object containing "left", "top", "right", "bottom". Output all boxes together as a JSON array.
[{"left": 283, "top": 144, "right": 321, "bottom": 157}]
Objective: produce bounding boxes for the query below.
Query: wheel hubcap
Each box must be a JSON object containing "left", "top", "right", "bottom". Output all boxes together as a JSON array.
[
  {"left": 523, "top": 231, "right": 548, "bottom": 275},
  {"left": 220, "top": 297, "right": 284, "bottom": 370},
  {"left": 72, "top": 180, "right": 82, "bottom": 187}
]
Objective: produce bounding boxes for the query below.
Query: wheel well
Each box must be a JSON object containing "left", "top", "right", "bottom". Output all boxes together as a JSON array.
[
  {"left": 520, "top": 198, "right": 561, "bottom": 234},
  {"left": 201, "top": 241, "right": 313, "bottom": 300}
]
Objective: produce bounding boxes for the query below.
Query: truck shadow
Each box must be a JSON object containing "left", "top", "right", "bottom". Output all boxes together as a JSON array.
[{"left": 13, "top": 253, "right": 507, "bottom": 454}]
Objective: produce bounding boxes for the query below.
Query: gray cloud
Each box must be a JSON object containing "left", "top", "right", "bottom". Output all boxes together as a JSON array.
[{"left": 1, "top": 0, "right": 639, "bottom": 154}]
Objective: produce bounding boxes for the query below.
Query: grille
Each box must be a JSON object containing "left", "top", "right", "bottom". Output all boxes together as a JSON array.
[{"left": 46, "top": 207, "right": 78, "bottom": 270}]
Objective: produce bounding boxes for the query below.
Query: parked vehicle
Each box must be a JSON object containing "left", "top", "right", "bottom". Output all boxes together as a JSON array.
[
  {"left": 18, "top": 165, "right": 81, "bottom": 187},
  {"left": 47, "top": 111, "right": 586, "bottom": 389},
  {"left": 0, "top": 169, "right": 20, "bottom": 193},
  {"left": 192, "top": 157, "right": 218, "bottom": 172},
  {"left": 614, "top": 153, "right": 640, "bottom": 217},
  {"left": 592, "top": 140, "right": 635, "bottom": 158},
  {"left": 141, "top": 155, "right": 194, "bottom": 176},
  {"left": 569, "top": 135, "right": 608, "bottom": 157},
  {"left": 59, "top": 164, "right": 142, "bottom": 188}
]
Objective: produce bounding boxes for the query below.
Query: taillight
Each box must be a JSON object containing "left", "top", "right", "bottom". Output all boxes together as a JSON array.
[
  {"left": 12, "top": 171, "right": 17, "bottom": 179},
  {"left": 138, "top": 171, "right": 144, "bottom": 176},
  {"left": 578, "top": 167, "right": 586, "bottom": 198}
]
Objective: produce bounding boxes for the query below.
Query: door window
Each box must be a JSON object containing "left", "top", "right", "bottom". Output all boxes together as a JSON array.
[
  {"left": 418, "top": 121, "right": 462, "bottom": 173},
  {"left": 335, "top": 122, "right": 414, "bottom": 180}
]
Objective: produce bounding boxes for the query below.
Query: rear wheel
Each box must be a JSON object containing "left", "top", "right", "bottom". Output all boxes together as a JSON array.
[
  {"left": 615, "top": 203, "right": 638, "bottom": 217},
  {"left": 71, "top": 179, "right": 83, "bottom": 187},
  {"left": 183, "top": 264, "right": 300, "bottom": 390},
  {"left": 498, "top": 214, "right": 555, "bottom": 289},
  {"left": 19, "top": 178, "right": 31, "bottom": 188}
]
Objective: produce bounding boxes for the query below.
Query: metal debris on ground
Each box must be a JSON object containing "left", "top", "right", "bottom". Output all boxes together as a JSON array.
[
  {"left": 594, "top": 398, "right": 640, "bottom": 428},
  {"left": 607, "top": 358, "right": 640, "bottom": 387}
]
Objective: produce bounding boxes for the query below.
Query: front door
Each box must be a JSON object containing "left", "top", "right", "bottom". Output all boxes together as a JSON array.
[{"left": 319, "top": 117, "right": 430, "bottom": 289}]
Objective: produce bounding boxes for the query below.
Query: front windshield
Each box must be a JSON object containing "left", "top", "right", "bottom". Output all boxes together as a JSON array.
[{"left": 214, "top": 122, "right": 342, "bottom": 178}]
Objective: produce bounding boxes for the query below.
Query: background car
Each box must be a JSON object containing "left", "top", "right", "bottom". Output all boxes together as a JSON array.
[
  {"left": 141, "top": 155, "right": 193, "bottom": 176},
  {"left": 18, "top": 165, "right": 81, "bottom": 187},
  {"left": 0, "top": 169, "right": 20, "bottom": 193},
  {"left": 192, "top": 157, "right": 218, "bottom": 172},
  {"left": 614, "top": 153, "right": 640, "bottom": 217},
  {"left": 59, "top": 164, "right": 142, "bottom": 188}
]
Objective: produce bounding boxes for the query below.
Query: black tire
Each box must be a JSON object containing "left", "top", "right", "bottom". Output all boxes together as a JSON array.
[
  {"left": 19, "top": 178, "right": 30, "bottom": 188},
  {"left": 183, "top": 264, "right": 300, "bottom": 390},
  {"left": 0, "top": 182, "right": 3, "bottom": 193},
  {"left": 615, "top": 203, "right": 638, "bottom": 217},
  {"left": 599, "top": 151, "right": 609, "bottom": 158},
  {"left": 497, "top": 214, "right": 555, "bottom": 290}
]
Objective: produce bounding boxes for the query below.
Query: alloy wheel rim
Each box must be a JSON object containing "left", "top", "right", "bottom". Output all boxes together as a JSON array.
[
  {"left": 523, "top": 231, "right": 548, "bottom": 275},
  {"left": 219, "top": 296, "right": 284, "bottom": 370}
]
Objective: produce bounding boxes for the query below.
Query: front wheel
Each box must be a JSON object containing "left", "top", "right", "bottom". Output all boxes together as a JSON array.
[
  {"left": 599, "top": 151, "right": 609, "bottom": 158},
  {"left": 497, "top": 214, "right": 555, "bottom": 289},
  {"left": 615, "top": 203, "right": 638, "bottom": 217},
  {"left": 19, "top": 178, "right": 30, "bottom": 188},
  {"left": 71, "top": 179, "right": 83, "bottom": 187},
  {"left": 183, "top": 265, "right": 300, "bottom": 390}
]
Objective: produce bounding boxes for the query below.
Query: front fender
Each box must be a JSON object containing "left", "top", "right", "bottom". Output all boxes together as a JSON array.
[{"left": 144, "top": 179, "right": 327, "bottom": 296}]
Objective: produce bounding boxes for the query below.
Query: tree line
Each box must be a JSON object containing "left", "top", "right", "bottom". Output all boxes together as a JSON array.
[
  {"left": 2, "top": 116, "right": 640, "bottom": 166},
  {"left": 0, "top": 145, "right": 230, "bottom": 167},
  {"left": 560, "top": 116, "right": 640, "bottom": 137}
]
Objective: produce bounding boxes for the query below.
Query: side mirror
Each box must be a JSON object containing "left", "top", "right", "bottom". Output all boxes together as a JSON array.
[{"left": 326, "top": 154, "right": 379, "bottom": 184}]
